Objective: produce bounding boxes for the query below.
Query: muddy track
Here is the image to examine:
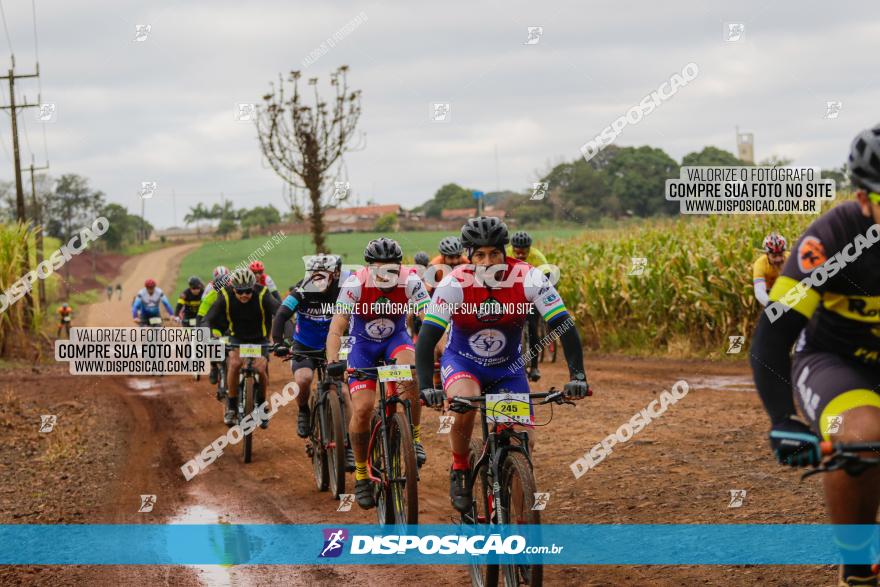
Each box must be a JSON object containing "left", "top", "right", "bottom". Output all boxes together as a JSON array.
[{"left": 3, "top": 243, "right": 834, "bottom": 586}]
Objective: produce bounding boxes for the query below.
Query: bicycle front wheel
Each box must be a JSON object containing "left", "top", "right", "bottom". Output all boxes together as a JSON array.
[
  {"left": 499, "top": 451, "right": 541, "bottom": 587},
  {"left": 311, "top": 396, "right": 329, "bottom": 492},
  {"left": 242, "top": 378, "right": 254, "bottom": 463},
  {"left": 465, "top": 438, "right": 498, "bottom": 587},
  {"left": 327, "top": 384, "right": 346, "bottom": 498},
  {"left": 384, "top": 412, "right": 418, "bottom": 525}
]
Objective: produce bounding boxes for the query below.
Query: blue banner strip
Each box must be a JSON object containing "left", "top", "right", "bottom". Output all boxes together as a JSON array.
[{"left": 0, "top": 524, "right": 877, "bottom": 565}]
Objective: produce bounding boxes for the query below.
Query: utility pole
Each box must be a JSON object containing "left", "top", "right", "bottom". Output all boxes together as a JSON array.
[
  {"left": 28, "top": 159, "right": 49, "bottom": 307},
  {"left": 0, "top": 58, "right": 41, "bottom": 322}
]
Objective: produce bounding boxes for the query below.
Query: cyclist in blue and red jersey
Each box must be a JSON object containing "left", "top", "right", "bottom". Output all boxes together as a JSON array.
[
  {"left": 325, "top": 238, "right": 431, "bottom": 509},
  {"left": 415, "top": 216, "right": 591, "bottom": 513}
]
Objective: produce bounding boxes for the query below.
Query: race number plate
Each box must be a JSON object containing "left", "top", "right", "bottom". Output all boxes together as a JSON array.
[
  {"left": 148, "top": 317, "right": 162, "bottom": 326},
  {"left": 239, "top": 344, "right": 262, "bottom": 358},
  {"left": 188, "top": 318, "right": 197, "bottom": 326},
  {"left": 339, "top": 336, "right": 354, "bottom": 360},
  {"left": 377, "top": 364, "right": 412, "bottom": 382},
  {"left": 485, "top": 392, "right": 533, "bottom": 425},
  {"left": 62, "top": 316, "right": 71, "bottom": 323}
]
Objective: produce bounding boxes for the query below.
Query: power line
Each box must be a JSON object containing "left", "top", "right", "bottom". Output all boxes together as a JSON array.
[
  {"left": 30, "top": 0, "right": 46, "bottom": 163},
  {"left": 0, "top": 0, "right": 13, "bottom": 59}
]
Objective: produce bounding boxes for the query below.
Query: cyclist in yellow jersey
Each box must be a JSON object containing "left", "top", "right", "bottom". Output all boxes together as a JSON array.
[
  {"left": 507, "top": 231, "right": 551, "bottom": 381},
  {"left": 752, "top": 232, "right": 789, "bottom": 307}
]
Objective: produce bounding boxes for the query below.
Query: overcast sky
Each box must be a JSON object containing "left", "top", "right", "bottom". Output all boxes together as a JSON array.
[{"left": 0, "top": 0, "right": 877, "bottom": 228}]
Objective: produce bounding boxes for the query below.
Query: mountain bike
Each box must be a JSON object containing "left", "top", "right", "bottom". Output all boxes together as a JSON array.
[
  {"left": 215, "top": 335, "right": 230, "bottom": 403},
  {"left": 449, "top": 388, "right": 576, "bottom": 587},
  {"left": 348, "top": 361, "right": 419, "bottom": 525},
  {"left": 181, "top": 317, "right": 201, "bottom": 381},
  {"left": 225, "top": 342, "right": 272, "bottom": 464},
  {"left": 287, "top": 348, "right": 349, "bottom": 499}
]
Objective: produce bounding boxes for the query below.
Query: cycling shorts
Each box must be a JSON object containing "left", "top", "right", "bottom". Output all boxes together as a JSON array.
[
  {"left": 440, "top": 352, "right": 529, "bottom": 395},
  {"left": 290, "top": 340, "right": 325, "bottom": 373},
  {"left": 792, "top": 347, "right": 880, "bottom": 440},
  {"left": 347, "top": 329, "right": 414, "bottom": 391}
]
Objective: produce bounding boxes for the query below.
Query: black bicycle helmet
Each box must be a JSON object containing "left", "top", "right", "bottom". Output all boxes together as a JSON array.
[
  {"left": 438, "top": 236, "right": 463, "bottom": 257},
  {"left": 848, "top": 123, "right": 880, "bottom": 192},
  {"left": 188, "top": 276, "right": 203, "bottom": 288},
  {"left": 460, "top": 216, "right": 509, "bottom": 249},
  {"left": 364, "top": 237, "right": 403, "bottom": 263},
  {"left": 414, "top": 251, "right": 430, "bottom": 267},
  {"left": 511, "top": 231, "right": 533, "bottom": 248}
]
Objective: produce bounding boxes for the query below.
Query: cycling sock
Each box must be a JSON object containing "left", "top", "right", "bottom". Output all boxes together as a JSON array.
[
  {"left": 452, "top": 451, "right": 469, "bottom": 471},
  {"left": 412, "top": 424, "right": 421, "bottom": 444},
  {"left": 355, "top": 461, "right": 368, "bottom": 481}
]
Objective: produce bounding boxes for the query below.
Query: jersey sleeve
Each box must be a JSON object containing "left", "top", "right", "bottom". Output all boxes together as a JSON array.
[
  {"left": 752, "top": 257, "right": 766, "bottom": 284},
  {"left": 335, "top": 273, "right": 361, "bottom": 315},
  {"left": 423, "top": 274, "right": 462, "bottom": 331},
  {"left": 405, "top": 272, "right": 430, "bottom": 313},
  {"left": 524, "top": 267, "right": 568, "bottom": 323},
  {"left": 265, "top": 274, "right": 278, "bottom": 292},
  {"left": 768, "top": 221, "right": 834, "bottom": 319}
]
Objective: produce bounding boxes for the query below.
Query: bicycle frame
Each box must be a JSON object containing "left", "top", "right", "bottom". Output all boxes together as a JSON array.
[{"left": 366, "top": 376, "right": 415, "bottom": 485}]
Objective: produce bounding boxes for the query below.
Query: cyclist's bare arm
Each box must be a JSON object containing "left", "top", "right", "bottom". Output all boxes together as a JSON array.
[{"left": 326, "top": 313, "right": 350, "bottom": 362}]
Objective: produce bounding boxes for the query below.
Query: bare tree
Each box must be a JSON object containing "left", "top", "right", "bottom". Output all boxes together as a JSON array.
[{"left": 257, "top": 65, "right": 363, "bottom": 253}]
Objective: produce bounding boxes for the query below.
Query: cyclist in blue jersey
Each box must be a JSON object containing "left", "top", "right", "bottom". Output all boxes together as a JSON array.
[
  {"left": 271, "top": 254, "right": 349, "bottom": 441},
  {"left": 131, "top": 278, "right": 176, "bottom": 326}
]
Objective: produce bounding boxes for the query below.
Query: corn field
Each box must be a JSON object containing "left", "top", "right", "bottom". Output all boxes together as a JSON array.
[
  {"left": 543, "top": 212, "right": 824, "bottom": 357},
  {"left": 0, "top": 223, "right": 39, "bottom": 355}
]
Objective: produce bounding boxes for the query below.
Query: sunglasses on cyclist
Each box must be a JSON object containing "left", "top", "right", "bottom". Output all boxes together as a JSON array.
[{"left": 233, "top": 287, "right": 253, "bottom": 295}]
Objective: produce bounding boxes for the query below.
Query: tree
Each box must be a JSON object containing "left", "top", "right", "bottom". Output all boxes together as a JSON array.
[
  {"left": 374, "top": 212, "right": 397, "bottom": 232},
  {"left": 240, "top": 205, "right": 281, "bottom": 237},
  {"left": 417, "top": 183, "right": 475, "bottom": 218},
  {"left": 100, "top": 203, "right": 132, "bottom": 249},
  {"left": 215, "top": 217, "right": 237, "bottom": 239},
  {"left": 257, "top": 65, "right": 363, "bottom": 253},
  {"left": 606, "top": 146, "right": 679, "bottom": 216},
  {"left": 44, "top": 174, "right": 106, "bottom": 241},
  {"left": 821, "top": 164, "right": 850, "bottom": 192},
  {"left": 183, "top": 203, "right": 210, "bottom": 234},
  {"left": 681, "top": 146, "right": 746, "bottom": 167}
]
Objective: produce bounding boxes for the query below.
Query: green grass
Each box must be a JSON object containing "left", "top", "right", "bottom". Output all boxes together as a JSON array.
[{"left": 175, "top": 229, "right": 584, "bottom": 294}]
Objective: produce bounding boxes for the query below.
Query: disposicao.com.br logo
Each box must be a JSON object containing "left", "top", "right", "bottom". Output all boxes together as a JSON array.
[{"left": 319, "top": 531, "right": 562, "bottom": 557}]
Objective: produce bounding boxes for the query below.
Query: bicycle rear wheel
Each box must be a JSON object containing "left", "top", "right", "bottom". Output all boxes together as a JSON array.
[
  {"left": 387, "top": 412, "right": 418, "bottom": 524},
  {"left": 311, "top": 395, "right": 329, "bottom": 491},
  {"left": 499, "top": 451, "right": 541, "bottom": 586},
  {"left": 242, "top": 378, "right": 254, "bottom": 463},
  {"left": 465, "top": 438, "right": 498, "bottom": 587},
  {"left": 327, "top": 384, "right": 346, "bottom": 498}
]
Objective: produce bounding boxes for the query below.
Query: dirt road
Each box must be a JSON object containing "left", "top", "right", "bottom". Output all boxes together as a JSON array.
[{"left": 1, "top": 244, "right": 834, "bottom": 586}]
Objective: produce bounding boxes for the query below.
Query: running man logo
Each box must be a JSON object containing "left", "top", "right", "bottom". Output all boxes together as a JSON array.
[
  {"left": 532, "top": 493, "right": 550, "bottom": 511},
  {"left": 825, "top": 415, "right": 844, "bottom": 435},
  {"left": 628, "top": 257, "right": 647, "bottom": 276},
  {"left": 431, "top": 103, "right": 451, "bottom": 123},
  {"left": 437, "top": 415, "right": 454, "bottom": 434},
  {"left": 138, "top": 494, "right": 157, "bottom": 513},
  {"left": 727, "top": 336, "right": 744, "bottom": 354},
  {"left": 337, "top": 494, "right": 355, "bottom": 512},
  {"left": 728, "top": 489, "right": 746, "bottom": 508},
  {"left": 824, "top": 101, "right": 843, "bottom": 120},
  {"left": 39, "top": 414, "right": 57, "bottom": 433},
  {"left": 725, "top": 22, "right": 745, "bottom": 42},
  {"left": 797, "top": 236, "right": 827, "bottom": 272},
  {"left": 530, "top": 182, "right": 548, "bottom": 200},
  {"left": 133, "top": 24, "right": 151, "bottom": 42},
  {"left": 523, "top": 26, "right": 543, "bottom": 45},
  {"left": 235, "top": 103, "right": 256, "bottom": 122},
  {"left": 319, "top": 528, "right": 348, "bottom": 558}
]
